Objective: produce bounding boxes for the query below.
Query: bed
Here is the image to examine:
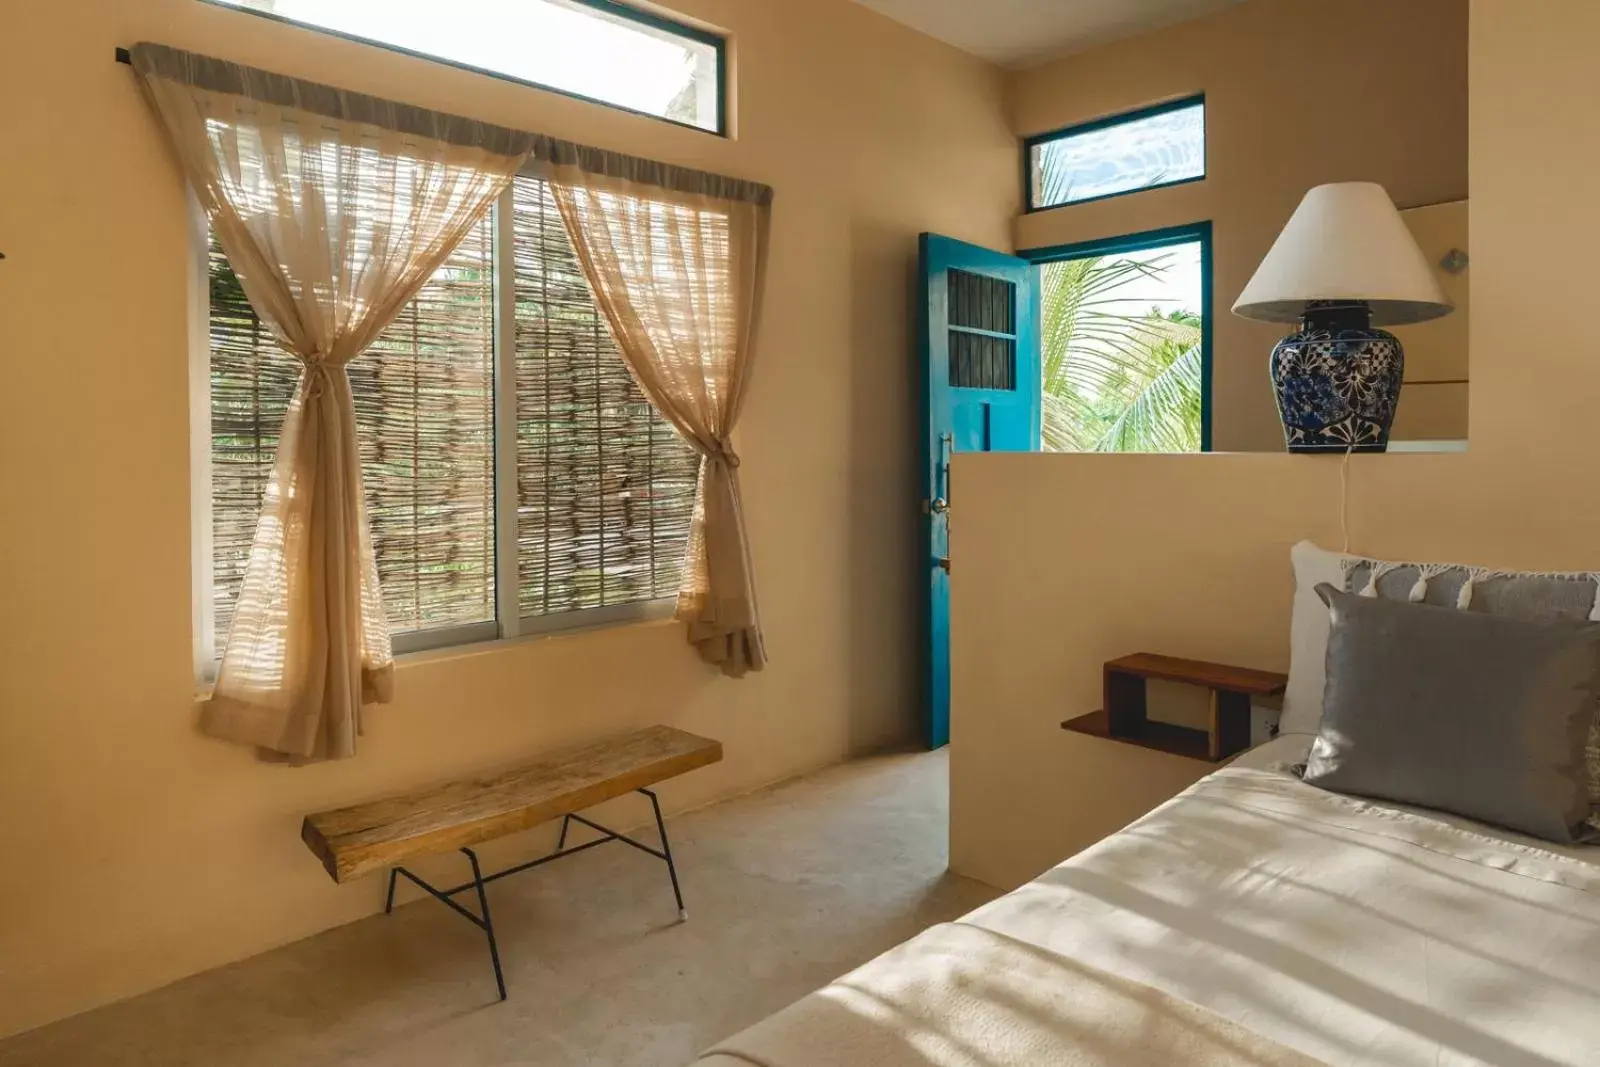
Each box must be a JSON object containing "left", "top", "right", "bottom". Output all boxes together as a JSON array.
[{"left": 694, "top": 733, "right": 1600, "bottom": 1066}]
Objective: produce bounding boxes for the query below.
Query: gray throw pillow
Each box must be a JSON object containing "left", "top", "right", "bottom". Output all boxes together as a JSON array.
[
  {"left": 1304, "top": 584, "right": 1600, "bottom": 843},
  {"left": 1281, "top": 543, "right": 1600, "bottom": 825}
]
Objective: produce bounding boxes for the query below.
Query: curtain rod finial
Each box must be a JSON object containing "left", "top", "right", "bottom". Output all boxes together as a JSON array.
[{"left": 115, "top": 47, "right": 132, "bottom": 65}]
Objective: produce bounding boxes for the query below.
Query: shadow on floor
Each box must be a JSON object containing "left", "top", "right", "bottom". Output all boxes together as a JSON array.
[{"left": 0, "top": 749, "right": 997, "bottom": 1067}]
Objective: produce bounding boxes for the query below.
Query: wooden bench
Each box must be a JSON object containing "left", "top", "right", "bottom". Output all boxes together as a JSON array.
[{"left": 301, "top": 725, "right": 722, "bottom": 1000}]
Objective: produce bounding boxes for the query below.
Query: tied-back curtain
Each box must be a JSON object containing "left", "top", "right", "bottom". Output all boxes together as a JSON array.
[
  {"left": 538, "top": 151, "right": 772, "bottom": 675},
  {"left": 130, "top": 44, "right": 533, "bottom": 759}
]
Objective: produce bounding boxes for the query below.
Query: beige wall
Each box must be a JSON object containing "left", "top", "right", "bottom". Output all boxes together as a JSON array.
[
  {"left": 1392, "top": 200, "right": 1470, "bottom": 442},
  {"left": 952, "top": 0, "right": 1600, "bottom": 891},
  {"left": 1009, "top": 0, "right": 1469, "bottom": 452},
  {"left": 0, "top": 0, "right": 1015, "bottom": 1036}
]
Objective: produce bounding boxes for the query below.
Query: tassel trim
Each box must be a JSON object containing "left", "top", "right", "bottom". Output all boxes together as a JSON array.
[
  {"left": 1457, "top": 567, "right": 1492, "bottom": 610},
  {"left": 1335, "top": 553, "right": 1600, "bottom": 615},
  {"left": 1361, "top": 562, "right": 1398, "bottom": 597},
  {"left": 1408, "top": 563, "right": 1452, "bottom": 603}
]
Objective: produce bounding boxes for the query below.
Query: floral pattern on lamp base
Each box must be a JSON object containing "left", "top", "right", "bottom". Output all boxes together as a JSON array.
[{"left": 1270, "top": 327, "right": 1403, "bottom": 453}]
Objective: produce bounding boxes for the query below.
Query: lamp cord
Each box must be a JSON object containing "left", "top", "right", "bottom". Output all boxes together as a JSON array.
[{"left": 1339, "top": 445, "right": 1354, "bottom": 554}]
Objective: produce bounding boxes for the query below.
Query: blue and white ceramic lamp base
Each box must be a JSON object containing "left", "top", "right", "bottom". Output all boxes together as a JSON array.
[{"left": 1270, "top": 304, "right": 1403, "bottom": 453}]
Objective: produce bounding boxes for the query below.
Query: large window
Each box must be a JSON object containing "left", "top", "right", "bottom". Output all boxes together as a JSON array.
[
  {"left": 208, "top": 0, "right": 725, "bottom": 134},
  {"left": 205, "top": 175, "right": 699, "bottom": 660},
  {"left": 1027, "top": 95, "right": 1205, "bottom": 211}
]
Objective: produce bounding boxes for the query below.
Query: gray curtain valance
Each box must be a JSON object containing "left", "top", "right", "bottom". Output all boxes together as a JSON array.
[
  {"left": 129, "top": 43, "right": 537, "bottom": 156},
  {"left": 525, "top": 137, "right": 773, "bottom": 206},
  {"left": 128, "top": 43, "right": 774, "bottom": 206}
]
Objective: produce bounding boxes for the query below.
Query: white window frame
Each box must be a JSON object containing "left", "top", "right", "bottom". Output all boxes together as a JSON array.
[{"left": 191, "top": 185, "right": 680, "bottom": 675}]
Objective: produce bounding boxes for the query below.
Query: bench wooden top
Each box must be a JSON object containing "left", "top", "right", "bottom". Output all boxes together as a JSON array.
[{"left": 301, "top": 725, "right": 722, "bottom": 884}]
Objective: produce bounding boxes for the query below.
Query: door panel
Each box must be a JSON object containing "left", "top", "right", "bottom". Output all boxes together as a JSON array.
[{"left": 919, "top": 234, "right": 1040, "bottom": 749}]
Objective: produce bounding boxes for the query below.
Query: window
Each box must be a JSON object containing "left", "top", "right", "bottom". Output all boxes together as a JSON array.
[
  {"left": 1027, "top": 95, "right": 1205, "bottom": 211},
  {"left": 1027, "top": 222, "right": 1212, "bottom": 453},
  {"left": 205, "top": 175, "right": 699, "bottom": 660},
  {"left": 509, "top": 178, "right": 699, "bottom": 620},
  {"left": 208, "top": 0, "right": 725, "bottom": 134}
]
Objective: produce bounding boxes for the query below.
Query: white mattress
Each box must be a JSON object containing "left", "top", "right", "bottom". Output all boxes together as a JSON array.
[
  {"left": 963, "top": 736, "right": 1600, "bottom": 1066},
  {"left": 699, "top": 737, "right": 1600, "bottom": 1066}
]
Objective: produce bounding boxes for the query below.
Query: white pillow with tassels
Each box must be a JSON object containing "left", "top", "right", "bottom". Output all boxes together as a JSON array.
[{"left": 1283, "top": 541, "right": 1600, "bottom": 814}]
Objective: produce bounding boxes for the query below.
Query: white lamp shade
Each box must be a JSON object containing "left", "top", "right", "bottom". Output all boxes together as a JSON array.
[{"left": 1232, "top": 182, "right": 1454, "bottom": 326}]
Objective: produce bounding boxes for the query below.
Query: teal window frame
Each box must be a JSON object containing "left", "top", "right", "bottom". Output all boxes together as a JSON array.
[
  {"left": 199, "top": 0, "right": 728, "bottom": 136},
  {"left": 1024, "top": 94, "right": 1206, "bottom": 213},
  {"left": 1019, "top": 220, "right": 1215, "bottom": 452}
]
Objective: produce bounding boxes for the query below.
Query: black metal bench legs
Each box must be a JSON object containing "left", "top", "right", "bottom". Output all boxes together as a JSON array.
[
  {"left": 384, "top": 847, "right": 507, "bottom": 1000},
  {"left": 642, "top": 786, "right": 687, "bottom": 921},
  {"left": 381, "top": 788, "right": 687, "bottom": 1001}
]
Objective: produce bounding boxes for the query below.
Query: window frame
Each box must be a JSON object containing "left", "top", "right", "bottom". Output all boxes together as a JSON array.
[
  {"left": 1019, "top": 220, "right": 1215, "bottom": 452},
  {"left": 1023, "top": 93, "right": 1206, "bottom": 214},
  {"left": 198, "top": 0, "right": 729, "bottom": 137},
  {"left": 191, "top": 183, "right": 685, "bottom": 677}
]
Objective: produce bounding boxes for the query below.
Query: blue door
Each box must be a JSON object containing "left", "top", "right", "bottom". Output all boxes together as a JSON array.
[{"left": 919, "top": 234, "right": 1040, "bottom": 749}]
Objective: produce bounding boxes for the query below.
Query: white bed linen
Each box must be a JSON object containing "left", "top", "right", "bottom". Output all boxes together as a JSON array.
[
  {"left": 1233, "top": 733, "right": 1600, "bottom": 854},
  {"left": 1228, "top": 732, "right": 1318, "bottom": 771},
  {"left": 964, "top": 747, "right": 1600, "bottom": 1067},
  {"left": 698, "top": 740, "right": 1600, "bottom": 1066},
  {"left": 702, "top": 921, "right": 1326, "bottom": 1067}
]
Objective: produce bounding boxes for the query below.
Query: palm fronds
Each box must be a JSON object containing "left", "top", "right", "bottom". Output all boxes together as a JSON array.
[
  {"left": 1093, "top": 339, "right": 1203, "bottom": 452},
  {"left": 1040, "top": 252, "right": 1203, "bottom": 453}
]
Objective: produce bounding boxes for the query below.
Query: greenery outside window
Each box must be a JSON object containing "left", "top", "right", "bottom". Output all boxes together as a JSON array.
[
  {"left": 1025, "top": 222, "right": 1213, "bottom": 453},
  {"left": 1026, "top": 95, "right": 1205, "bottom": 211}
]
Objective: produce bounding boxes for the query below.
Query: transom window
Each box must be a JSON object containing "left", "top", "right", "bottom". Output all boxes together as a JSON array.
[
  {"left": 207, "top": 0, "right": 726, "bottom": 134},
  {"left": 1027, "top": 95, "right": 1205, "bottom": 211},
  {"left": 204, "top": 174, "right": 699, "bottom": 662}
]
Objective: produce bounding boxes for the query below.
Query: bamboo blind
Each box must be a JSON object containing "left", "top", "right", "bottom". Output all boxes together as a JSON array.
[
  {"left": 208, "top": 220, "right": 497, "bottom": 645},
  {"left": 208, "top": 175, "right": 695, "bottom": 651},
  {"left": 355, "top": 215, "right": 497, "bottom": 636},
  {"left": 208, "top": 247, "right": 298, "bottom": 646},
  {"left": 512, "top": 176, "right": 698, "bottom": 618}
]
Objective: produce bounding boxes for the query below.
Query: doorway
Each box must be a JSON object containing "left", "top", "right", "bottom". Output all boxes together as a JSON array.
[
  {"left": 1024, "top": 222, "right": 1212, "bottom": 453},
  {"left": 917, "top": 223, "right": 1212, "bottom": 748}
]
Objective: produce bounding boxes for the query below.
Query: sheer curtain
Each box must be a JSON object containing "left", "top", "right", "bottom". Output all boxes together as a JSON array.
[
  {"left": 131, "top": 44, "right": 532, "bottom": 759},
  {"left": 540, "top": 154, "right": 772, "bottom": 675}
]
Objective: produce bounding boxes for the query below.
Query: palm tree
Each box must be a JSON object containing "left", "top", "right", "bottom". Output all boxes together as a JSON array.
[{"left": 1039, "top": 253, "right": 1203, "bottom": 453}]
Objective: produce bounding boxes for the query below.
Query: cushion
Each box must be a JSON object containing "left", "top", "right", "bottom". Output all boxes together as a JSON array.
[
  {"left": 1282, "top": 541, "right": 1600, "bottom": 816},
  {"left": 1304, "top": 584, "right": 1600, "bottom": 843},
  {"left": 1281, "top": 542, "right": 1352, "bottom": 736}
]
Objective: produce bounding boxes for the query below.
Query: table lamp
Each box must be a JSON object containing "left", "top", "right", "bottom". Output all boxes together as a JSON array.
[{"left": 1233, "top": 182, "right": 1454, "bottom": 453}]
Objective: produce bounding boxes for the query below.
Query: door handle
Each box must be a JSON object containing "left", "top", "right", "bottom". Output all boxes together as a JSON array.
[
  {"left": 936, "top": 556, "right": 951, "bottom": 573},
  {"left": 926, "top": 433, "right": 953, "bottom": 516}
]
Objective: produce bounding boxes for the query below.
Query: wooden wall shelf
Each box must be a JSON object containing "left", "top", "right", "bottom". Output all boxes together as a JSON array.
[
  {"left": 1061, "top": 709, "right": 1213, "bottom": 761},
  {"left": 1060, "top": 653, "right": 1287, "bottom": 763}
]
